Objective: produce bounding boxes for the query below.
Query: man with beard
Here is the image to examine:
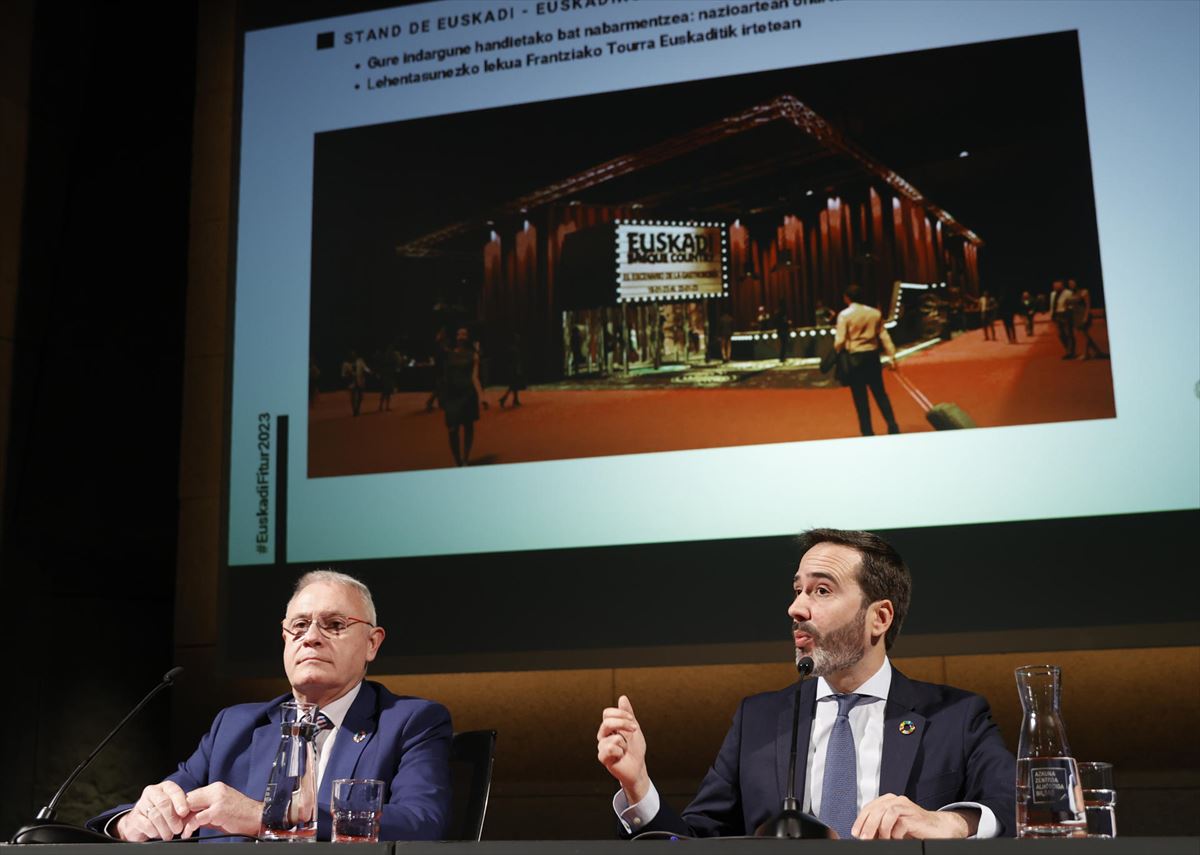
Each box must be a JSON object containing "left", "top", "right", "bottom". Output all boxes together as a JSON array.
[{"left": 595, "top": 529, "right": 1015, "bottom": 839}]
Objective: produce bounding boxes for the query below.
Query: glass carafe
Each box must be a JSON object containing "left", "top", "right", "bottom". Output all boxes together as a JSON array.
[
  {"left": 259, "top": 701, "right": 320, "bottom": 841},
  {"left": 1015, "top": 665, "right": 1086, "bottom": 837}
]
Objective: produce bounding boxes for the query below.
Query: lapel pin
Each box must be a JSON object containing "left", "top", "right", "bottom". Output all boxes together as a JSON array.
[
  {"left": 353, "top": 730, "right": 368, "bottom": 743},
  {"left": 899, "top": 720, "right": 917, "bottom": 735}
]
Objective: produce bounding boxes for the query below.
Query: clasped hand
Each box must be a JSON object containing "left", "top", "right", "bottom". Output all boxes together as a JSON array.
[
  {"left": 116, "top": 780, "right": 263, "bottom": 841},
  {"left": 851, "top": 794, "right": 977, "bottom": 840}
]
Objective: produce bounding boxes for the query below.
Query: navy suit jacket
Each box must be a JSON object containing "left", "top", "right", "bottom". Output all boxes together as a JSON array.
[
  {"left": 88, "top": 681, "right": 452, "bottom": 841},
  {"left": 638, "top": 669, "right": 1016, "bottom": 838}
]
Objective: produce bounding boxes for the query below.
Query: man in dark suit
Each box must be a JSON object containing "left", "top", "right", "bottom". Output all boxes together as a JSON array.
[
  {"left": 596, "top": 528, "right": 1015, "bottom": 840},
  {"left": 89, "top": 571, "right": 452, "bottom": 841}
]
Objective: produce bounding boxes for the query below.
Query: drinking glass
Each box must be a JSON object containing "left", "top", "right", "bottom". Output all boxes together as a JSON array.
[
  {"left": 331, "top": 778, "right": 384, "bottom": 843},
  {"left": 1078, "top": 761, "right": 1117, "bottom": 837}
]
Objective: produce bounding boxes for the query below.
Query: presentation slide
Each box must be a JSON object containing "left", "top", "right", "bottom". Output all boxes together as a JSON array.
[{"left": 223, "top": 0, "right": 1198, "bottom": 670}]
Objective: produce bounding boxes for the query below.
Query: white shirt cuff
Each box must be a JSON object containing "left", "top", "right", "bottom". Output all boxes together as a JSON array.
[
  {"left": 939, "top": 801, "right": 998, "bottom": 838},
  {"left": 612, "top": 782, "right": 661, "bottom": 834},
  {"left": 103, "top": 810, "right": 132, "bottom": 839}
]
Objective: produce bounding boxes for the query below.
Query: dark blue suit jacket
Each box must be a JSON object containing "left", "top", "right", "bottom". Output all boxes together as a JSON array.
[
  {"left": 638, "top": 669, "right": 1016, "bottom": 838},
  {"left": 88, "top": 681, "right": 452, "bottom": 841}
]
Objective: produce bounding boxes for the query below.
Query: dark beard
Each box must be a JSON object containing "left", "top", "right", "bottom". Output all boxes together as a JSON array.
[{"left": 793, "top": 604, "right": 867, "bottom": 676}]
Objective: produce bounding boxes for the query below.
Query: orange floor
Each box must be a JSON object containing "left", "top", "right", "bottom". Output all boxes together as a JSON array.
[{"left": 307, "top": 318, "right": 1114, "bottom": 476}]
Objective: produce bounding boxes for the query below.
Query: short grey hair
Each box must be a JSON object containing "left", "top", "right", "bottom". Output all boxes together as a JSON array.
[{"left": 287, "top": 570, "right": 377, "bottom": 625}]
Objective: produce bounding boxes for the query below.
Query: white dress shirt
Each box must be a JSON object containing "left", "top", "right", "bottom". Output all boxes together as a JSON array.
[
  {"left": 803, "top": 657, "right": 891, "bottom": 817},
  {"left": 314, "top": 681, "right": 362, "bottom": 789},
  {"left": 615, "top": 658, "right": 997, "bottom": 838}
]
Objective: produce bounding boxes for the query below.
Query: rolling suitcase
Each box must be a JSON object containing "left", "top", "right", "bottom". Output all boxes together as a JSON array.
[{"left": 894, "top": 371, "right": 977, "bottom": 430}]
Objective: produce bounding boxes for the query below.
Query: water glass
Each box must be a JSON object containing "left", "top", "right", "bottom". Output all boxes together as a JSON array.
[
  {"left": 331, "top": 778, "right": 384, "bottom": 843},
  {"left": 1078, "top": 761, "right": 1117, "bottom": 837}
]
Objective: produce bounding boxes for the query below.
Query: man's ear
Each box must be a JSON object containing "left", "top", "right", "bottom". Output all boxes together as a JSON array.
[
  {"left": 366, "top": 626, "right": 386, "bottom": 662},
  {"left": 870, "top": 599, "right": 894, "bottom": 643}
]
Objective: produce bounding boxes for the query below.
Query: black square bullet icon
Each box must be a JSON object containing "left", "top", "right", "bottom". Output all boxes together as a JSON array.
[{"left": 316, "top": 31, "right": 334, "bottom": 49}]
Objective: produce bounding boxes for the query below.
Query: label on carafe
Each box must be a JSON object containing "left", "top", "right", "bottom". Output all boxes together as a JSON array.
[{"left": 1030, "top": 760, "right": 1075, "bottom": 809}]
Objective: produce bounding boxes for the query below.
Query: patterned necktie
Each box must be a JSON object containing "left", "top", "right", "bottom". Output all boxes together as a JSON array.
[
  {"left": 314, "top": 712, "right": 335, "bottom": 754},
  {"left": 819, "top": 693, "right": 864, "bottom": 840}
]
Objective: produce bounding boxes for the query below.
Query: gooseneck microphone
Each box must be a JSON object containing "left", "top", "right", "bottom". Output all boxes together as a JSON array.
[
  {"left": 753, "top": 656, "right": 833, "bottom": 839},
  {"left": 10, "top": 666, "right": 184, "bottom": 845},
  {"left": 783, "top": 656, "right": 814, "bottom": 810}
]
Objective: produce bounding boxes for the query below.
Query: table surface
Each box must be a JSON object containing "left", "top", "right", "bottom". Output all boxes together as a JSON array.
[{"left": 4, "top": 838, "right": 1199, "bottom": 854}]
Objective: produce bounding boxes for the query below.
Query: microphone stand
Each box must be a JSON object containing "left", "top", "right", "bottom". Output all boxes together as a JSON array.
[
  {"left": 753, "top": 656, "right": 833, "bottom": 839},
  {"left": 10, "top": 666, "right": 184, "bottom": 844}
]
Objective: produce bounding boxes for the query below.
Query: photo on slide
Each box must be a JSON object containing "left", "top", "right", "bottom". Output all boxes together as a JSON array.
[{"left": 307, "top": 30, "right": 1114, "bottom": 477}]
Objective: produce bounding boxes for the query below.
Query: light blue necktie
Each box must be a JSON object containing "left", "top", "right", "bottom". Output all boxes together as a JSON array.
[{"left": 819, "top": 693, "right": 864, "bottom": 839}]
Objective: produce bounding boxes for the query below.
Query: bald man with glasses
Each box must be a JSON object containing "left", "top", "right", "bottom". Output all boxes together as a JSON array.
[{"left": 89, "top": 571, "right": 453, "bottom": 841}]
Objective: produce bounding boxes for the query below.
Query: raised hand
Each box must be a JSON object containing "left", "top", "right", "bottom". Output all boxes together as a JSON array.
[{"left": 596, "top": 695, "right": 651, "bottom": 804}]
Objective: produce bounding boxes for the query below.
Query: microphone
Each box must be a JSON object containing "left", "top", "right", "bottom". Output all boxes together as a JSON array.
[
  {"left": 10, "top": 666, "right": 184, "bottom": 845},
  {"left": 753, "top": 656, "right": 833, "bottom": 839},
  {"left": 784, "top": 656, "right": 814, "bottom": 809}
]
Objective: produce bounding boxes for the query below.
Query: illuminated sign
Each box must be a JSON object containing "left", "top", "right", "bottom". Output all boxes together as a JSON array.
[{"left": 614, "top": 220, "right": 729, "bottom": 302}]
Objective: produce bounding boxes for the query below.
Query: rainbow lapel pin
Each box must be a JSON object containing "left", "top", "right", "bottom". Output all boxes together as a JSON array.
[{"left": 898, "top": 720, "right": 917, "bottom": 735}]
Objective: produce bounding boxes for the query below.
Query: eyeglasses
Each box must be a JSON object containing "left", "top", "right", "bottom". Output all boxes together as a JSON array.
[{"left": 282, "top": 614, "right": 374, "bottom": 640}]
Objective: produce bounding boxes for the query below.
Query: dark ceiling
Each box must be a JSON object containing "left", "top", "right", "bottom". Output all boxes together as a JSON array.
[{"left": 313, "top": 29, "right": 1099, "bottom": 286}]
